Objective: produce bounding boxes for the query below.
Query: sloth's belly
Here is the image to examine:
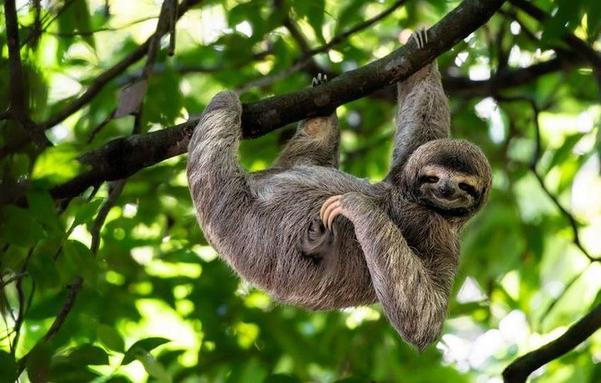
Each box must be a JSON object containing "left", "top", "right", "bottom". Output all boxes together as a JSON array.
[{"left": 231, "top": 166, "right": 380, "bottom": 309}]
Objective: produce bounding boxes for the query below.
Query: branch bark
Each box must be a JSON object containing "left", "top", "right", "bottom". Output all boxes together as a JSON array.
[
  {"left": 503, "top": 303, "right": 601, "bottom": 383},
  {"left": 4, "top": 0, "right": 31, "bottom": 125},
  {"left": 52, "top": 0, "right": 506, "bottom": 200}
]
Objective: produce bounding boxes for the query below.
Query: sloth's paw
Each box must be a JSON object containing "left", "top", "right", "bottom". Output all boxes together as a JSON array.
[
  {"left": 312, "top": 72, "right": 328, "bottom": 87},
  {"left": 411, "top": 27, "right": 429, "bottom": 49},
  {"left": 320, "top": 192, "right": 374, "bottom": 230},
  {"left": 204, "top": 90, "right": 242, "bottom": 115}
]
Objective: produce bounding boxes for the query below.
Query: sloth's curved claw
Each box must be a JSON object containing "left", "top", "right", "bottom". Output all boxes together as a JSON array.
[
  {"left": 320, "top": 195, "right": 344, "bottom": 230},
  {"left": 312, "top": 72, "right": 328, "bottom": 87},
  {"left": 411, "top": 27, "right": 428, "bottom": 49}
]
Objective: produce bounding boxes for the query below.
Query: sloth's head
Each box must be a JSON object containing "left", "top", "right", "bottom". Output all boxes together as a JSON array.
[{"left": 402, "top": 139, "right": 492, "bottom": 219}]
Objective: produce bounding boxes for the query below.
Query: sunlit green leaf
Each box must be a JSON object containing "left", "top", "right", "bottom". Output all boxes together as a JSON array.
[
  {"left": 122, "top": 337, "right": 170, "bottom": 365},
  {"left": 97, "top": 324, "right": 125, "bottom": 353}
]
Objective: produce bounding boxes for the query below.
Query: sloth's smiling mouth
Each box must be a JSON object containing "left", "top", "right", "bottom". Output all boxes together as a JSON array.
[
  {"left": 420, "top": 195, "right": 471, "bottom": 217},
  {"left": 430, "top": 195, "right": 464, "bottom": 209},
  {"left": 418, "top": 190, "right": 472, "bottom": 216}
]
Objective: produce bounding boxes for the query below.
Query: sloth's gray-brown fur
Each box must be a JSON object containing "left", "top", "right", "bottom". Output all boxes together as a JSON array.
[{"left": 187, "top": 30, "right": 492, "bottom": 349}]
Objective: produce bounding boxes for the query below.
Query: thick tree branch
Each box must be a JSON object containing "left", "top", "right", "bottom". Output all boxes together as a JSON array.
[
  {"left": 503, "top": 302, "right": 601, "bottom": 383},
  {"left": 52, "top": 0, "right": 506, "bottom": 200}
]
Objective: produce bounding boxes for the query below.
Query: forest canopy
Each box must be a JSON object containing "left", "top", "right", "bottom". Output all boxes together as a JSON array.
[{"left": 1, "top": 0, "right": 601, "bottom": 382}]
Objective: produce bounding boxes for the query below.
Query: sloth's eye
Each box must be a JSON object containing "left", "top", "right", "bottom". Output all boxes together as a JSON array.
[
  {"left": 420, "top": 175, "right": 439, "bottom": 184},
  {"left": 459, "top": 182, "right": 477, "bottom": 196}
]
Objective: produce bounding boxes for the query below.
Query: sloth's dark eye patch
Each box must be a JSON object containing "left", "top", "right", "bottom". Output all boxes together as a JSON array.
[
  {"left": 459, "top": 182, "right": 478, "bottom": 198},
  {"left": 420, "top": 175, "right": 439, "bottom": 184}
]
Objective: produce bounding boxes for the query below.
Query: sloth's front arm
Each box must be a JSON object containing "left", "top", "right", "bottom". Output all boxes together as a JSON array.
[{"left": 320, "top": 192, "right": 455, "bottom": 350}]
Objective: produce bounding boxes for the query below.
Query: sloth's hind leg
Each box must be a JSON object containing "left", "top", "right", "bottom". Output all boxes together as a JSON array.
[{"left": 274, "top": 73, "right": 340, "bottom": 169}]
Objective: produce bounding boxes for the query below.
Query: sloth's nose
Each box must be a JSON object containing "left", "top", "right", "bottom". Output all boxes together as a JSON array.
[{"left": 439, "top": 181, "right": 456, "bottom": 198}]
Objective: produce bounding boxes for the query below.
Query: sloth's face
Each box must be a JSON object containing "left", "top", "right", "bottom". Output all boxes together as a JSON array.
[{"left": 416, "top": 164, "right": 483, "bottom": 217}]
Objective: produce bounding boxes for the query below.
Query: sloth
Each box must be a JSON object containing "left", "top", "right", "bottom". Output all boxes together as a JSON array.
[{"left": 187, "top": 30, "right": 492, "bottom": 349}]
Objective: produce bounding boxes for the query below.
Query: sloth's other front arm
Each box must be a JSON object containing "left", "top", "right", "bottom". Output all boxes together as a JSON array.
[
  {"left": 320, "top": 193, "right": 456, "bottom": 350},
  {"left": 390, "top": 29, "right": 451, "bottom": 171}
]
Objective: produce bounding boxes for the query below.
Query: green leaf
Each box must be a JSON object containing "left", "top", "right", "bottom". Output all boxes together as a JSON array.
[
  {"left": 2, "top": 245, "right": 28, "bottom": 270},
  {"left": 26, "top": 343, "right": 53, "bottom": 383},
  {"left": 0, "top": 205, "right": 45, "bottom": 247},
  {"left": 544, "top": 132, "right": 585, "bottom": 172},
  {"left": 137, "top": 350, "right": 172, "bottom": 383},
  {"left": 27, "top": 189, "right": 61, "bottom": 231},
  {"left": 585, "top": 0, "right": 601, "bottom": 39},
  {"left": 62, "top": 240, "right": 97, "bottom": 285},
  {"left": 0, "top": 351, "right": 17, "bottom": 383},
  {"left": 57, "top": 0, "right": 95, "bottom": 50},
  {"left": 32, "top": 144, "right": 82, "bottom": 183},
  {"left": 64, "top": 197, "right": 104, "bottom": 227},
  {"left": 28, "top": 239, "right": 62, "bottom": 289},
  {"left": 542, "top": 0, "right": 585, "bottom": 42},
  {"left": 66, "top": 344, "right": 109, "bottom": 366},
  {"left": 97, "top": 324, "right": 125, "bottom": 352},
  {"left": 291, "top": 0, "right": 326, "bottom": 43},
  {"left": 334, "top": 0, "right": 365, "bottom": 35},
  {"left": 122, "top": 337, "right": 170, "bottom": 365},
  {"left": 264, "top": 374, "right": 302, "bottom": 383},
  {"left": 334, "top": 378, "right": 369, "bottom": 383}
]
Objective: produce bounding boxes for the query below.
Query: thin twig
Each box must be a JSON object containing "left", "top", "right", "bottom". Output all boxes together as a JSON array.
[
  {"left": 47, "top": 16, "right": 159, "bottom": 37},
  {"left": 537, "top": 265, "right": 591, "bottom": 331},
  {"left": 10, "top": 249, "right": 33, "bottom": 357},
  {"left": 15, "top": 277, "right": 83, "bottom": 375},
  {"left": 20, "top": 0, "right": 78, "bottom": 48},
  {"left": 497, "top": 96, "right": 599, "bottom": 262},
  {"left": 0, "top": 272, "right": 28, "bottom": 288},
  {"left": 42, "top": 277, "right": 83, "bottom": 343},
  {"left": 168, "top": 0, "right": 177, "bottom": 56},
  {"left": 304, "top": 0, "right": 408, "bottom": 58},
  {"left": 87, "top": 108, "right": 117, "bottom": 144},
  {"left": 90, "top": 180, "right": 126, "bottom": 254},
  {"left": 238, "top": 0, "right": 408, "bottom": 93},
  {"left": 503, "top": 302, "right": 601, "bottom": 383}
]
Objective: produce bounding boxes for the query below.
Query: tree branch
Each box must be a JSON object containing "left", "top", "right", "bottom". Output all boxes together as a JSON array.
[
  {"left": 443, "top": 56, "right": 580, "bottom": 97},
  {"left": 497, "top": 95, "right": 599, "bottom": 262},
  {"left": 51, "top": 0, "right": 506, "bottom": 200},
  {"left": 503, "top": 302, "right": 601, "bottom": 383},
  {"left": 16, "top": 277, "right": 83, "bottom": 375},
  {"left": 4, "top": 0, "right": 31, "bottom": 125}
]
